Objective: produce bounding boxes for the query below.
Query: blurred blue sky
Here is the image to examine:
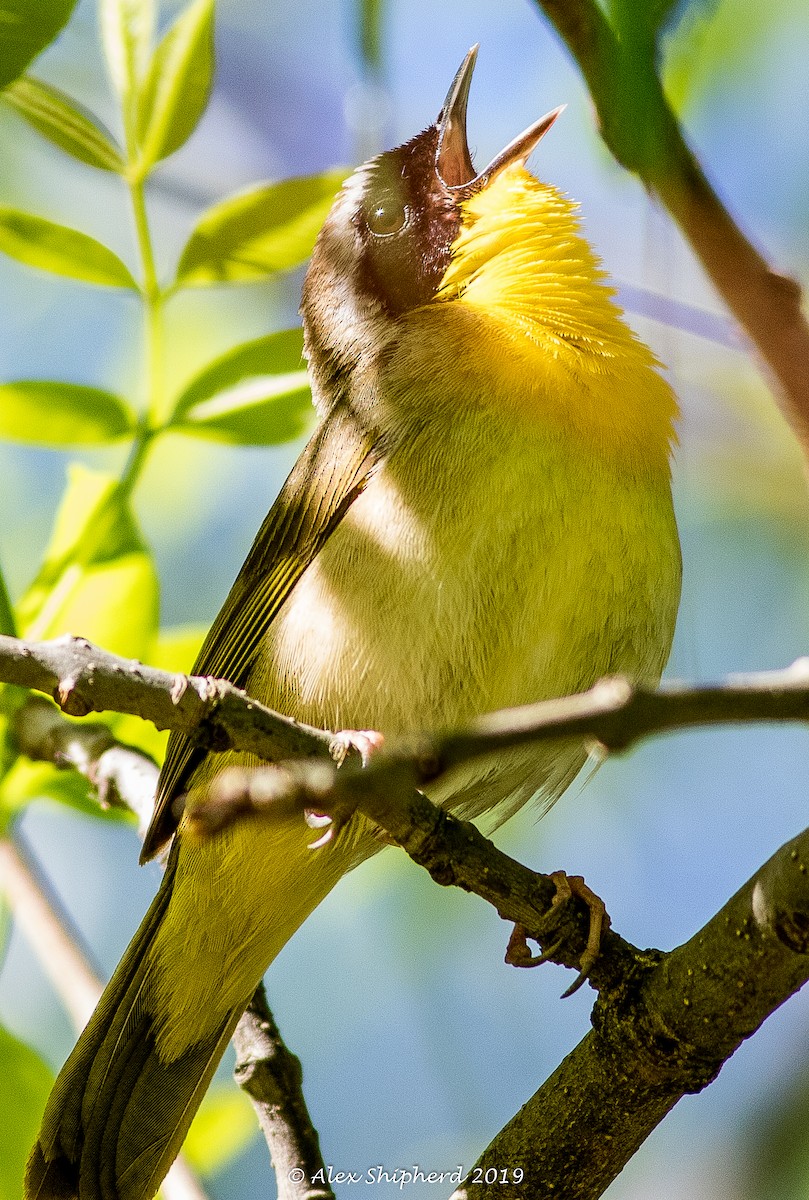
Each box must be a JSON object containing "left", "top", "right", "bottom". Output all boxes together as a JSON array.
[{"left": 2, "top": 1, "right": 809, "bottom": 1197}]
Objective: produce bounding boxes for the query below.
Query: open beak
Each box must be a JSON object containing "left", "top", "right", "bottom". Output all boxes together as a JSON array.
[{"left": 436, "top": 46, "right": 565, "bottom": 193}]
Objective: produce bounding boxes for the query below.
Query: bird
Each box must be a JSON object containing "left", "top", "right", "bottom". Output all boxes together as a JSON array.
[{"left": 27, "top": 46, "right": 681, "bottom": 1200}]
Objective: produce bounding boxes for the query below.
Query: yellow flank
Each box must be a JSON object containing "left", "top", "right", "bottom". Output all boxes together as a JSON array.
[{"left": 437, "top": 165, "right": 679, "bottom": 461}]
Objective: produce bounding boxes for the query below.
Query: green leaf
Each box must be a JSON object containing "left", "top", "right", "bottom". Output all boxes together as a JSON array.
[
  {"left": 0, "top": 381, "right": 136, "bottom": 446},
  {"left": 17, "top": 466, "right": 159, "bottom": 659},
  {"left": 0, "top": 1024, "right": 54, "bottom": 1199},
  {"left": 2, "top": 76, "right": 125, "bottom": 172},
  {"left": 100, "top": 0, "right": 155, "bottom": 107},
  {"left": 172, "top": 328, "right": 306, "bottom": 417},
  {"left": 184, "top": 1083, "right": 257, "bottom": 1175},
  {"left": 0, "top": 0, "right": 79, "bottom": 88},
  {"left": 176, "top": 169, "right": 347, "bottom": 287},
  {"left": 661, "top": 0, "right": 761, "bottom": 113},
  {"left": 174, "top": 382, "right": 313, "bottom": 446},
  {"left": 168, "top": 324, "right": 312, "bottom": 446},
  {"left": 0, "top": 208, "right": 138, "bottom": 288},
  {"left": 152, "top": 624, "right": 207, "bottom": 673},
  {"left": 136, "top": 0, "right": 214, "bottom": 171},
  {"left": 169, "top": 328, "right": 314, "bottom": 445}
]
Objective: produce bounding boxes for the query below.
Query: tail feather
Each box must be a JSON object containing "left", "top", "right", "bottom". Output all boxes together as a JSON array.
[{"left": 25, "top": 849, "right": 247, "bottom": 1200}]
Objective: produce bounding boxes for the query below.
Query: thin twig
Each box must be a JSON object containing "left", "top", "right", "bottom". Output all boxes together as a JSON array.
[
  {"left": 12, "top": 694, "right": 159, "bottom": 836},
  {"left": 0, "top": 835, "right": 102, "bottom": 1031},
  {"left": 194, "top": 761, "right": 643, "bottom": 994},
  {"left": 0, "top": 632, "right": 332, "bottom": 760},
  {"left": 232, "top": 985, "right": 336, "bottom": 1200}
]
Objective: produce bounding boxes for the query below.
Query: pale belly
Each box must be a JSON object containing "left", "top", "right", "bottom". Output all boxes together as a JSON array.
[
  {"left": 148, "top": 432, "right": 680, "bottom": 1057},
  {"left": 257, "top": 443, "right": 681, "bottom": 806}
]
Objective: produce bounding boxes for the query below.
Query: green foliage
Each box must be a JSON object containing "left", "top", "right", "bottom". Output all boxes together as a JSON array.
[
  {"left": 0, "top": 209, "right": 138, "bottom": 288},
  {"left": 100, "top": 0, "right": 155, "bottom": 131},
  {"left": 357, "top": 0, "right": 384, "bottom": 75},
  {"left": 0, "top": 566, "right": 15, "bottom": 638},
  {"left": 0, "top": 382, "right": 136, "bottom": 445},
  {"left": 0, "top": 0, "right": 339, "bottom": 461},
  {"left": 17, "top": 465, "right": 159, "bottom": 655},
  {"left": 0, "top": 758, "right": 125, "bottom": 825},
  {"left": 0, "top": 0, "right": 346, "bottom": 1175},
  {"left": 170, "top": 329, "right": 313, "bottom": 444},
  {"left": 0, "top": 0, "right": 342, "bottom": 837},
  {"left": 2, "top": 77, "right": 125, "bottom": 172},
  {"left": 176, "top": 170, "right": 347, "bottom": 286},
  {"left": 0, "top": 0, "right": 79, "bottom": 89},
  {"left": 660, "top": 0, "right": 790, "bottom": 113},
  {"left": 0, "top": 1024, "right": 54, "bottom": 1200},
  {"left": 135, "top": 0, "right": 214, "bottom": 170}
]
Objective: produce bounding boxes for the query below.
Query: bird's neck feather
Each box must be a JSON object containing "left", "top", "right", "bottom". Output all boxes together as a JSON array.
[{"left": 430, "top": 166, "right": 678, "bottom": 469}]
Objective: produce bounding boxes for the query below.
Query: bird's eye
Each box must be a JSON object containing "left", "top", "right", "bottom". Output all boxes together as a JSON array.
[{"left": 366, "top": 195, "right": 408, "bottom": 237}]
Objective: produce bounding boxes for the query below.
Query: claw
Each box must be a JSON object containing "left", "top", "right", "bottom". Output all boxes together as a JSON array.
[
  {"left": 304, "top": 809, "right": 334, "bottom": 849},
  {"left": 308, "top": 729, "right": 384, "bottom": 849},
  {"left": 505, "top": 923, "right": 562, "bottom": 968},
  {"left": 552, "top": 871, "right": 607, "bottom": 995},
  {"left": 329, "top": 729, "right": 385, "bottom": 768},
  {"left": 304, "top": 805, "right": 355, "bottom": 850},
  {"left": 504, "top": 871, "right": 608, "bottom": 997}
]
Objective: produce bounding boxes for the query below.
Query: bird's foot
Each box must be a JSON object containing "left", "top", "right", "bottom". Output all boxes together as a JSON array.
[
  {"left": 504, "top": 871, "right": 608, "bottom": 998},
  {"left": 328, "top": 728, "right": 385, "bottom": 768},
  {"left": 305, "top": 729, "right": 385, "bottom": 848}
]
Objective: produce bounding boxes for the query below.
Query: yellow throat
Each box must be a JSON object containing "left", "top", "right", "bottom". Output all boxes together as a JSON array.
[{"left": 436, "top": 164, "right": 679, "bottom": 462}]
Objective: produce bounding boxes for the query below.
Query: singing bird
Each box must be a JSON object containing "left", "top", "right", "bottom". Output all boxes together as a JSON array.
[{"left": 28, "top": 48, "right": 681, "bottom": 1199}]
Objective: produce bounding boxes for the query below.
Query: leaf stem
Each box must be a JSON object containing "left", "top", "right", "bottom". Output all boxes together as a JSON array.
[
  {"left": 130, "top": 176, "right": 159, "bottom": 298},
  {"left": 125, "top": 175, "right": 166, "bottom": 492},
  {"left": 118, "top": 422, "right": 155, "bottom": 499}
]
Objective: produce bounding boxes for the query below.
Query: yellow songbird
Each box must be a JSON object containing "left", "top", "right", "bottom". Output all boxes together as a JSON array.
[{"left": 28, "top": 47, "right": 680, "bottom": 1200}]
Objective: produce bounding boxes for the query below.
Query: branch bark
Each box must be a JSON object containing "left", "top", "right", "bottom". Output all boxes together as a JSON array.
[
  {"left": 4, "top": 634, "right": 809, "bottom": 783},
  {"left": 533, "top": 0, "right": 809, "bottom": 454},
  {"left": 232, "top": 985, "right": 336, "bottom": 1200},
  {"left": 12, "top": 694, "right": 159, "bottom": 836},
  {"left": 453, "top": 823, "right": 809, "bottom": 1199}
]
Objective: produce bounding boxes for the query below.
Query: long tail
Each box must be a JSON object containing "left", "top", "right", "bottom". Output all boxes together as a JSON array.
[{"left": 25, "top": 847, "right": 248, "bottom": 1200}]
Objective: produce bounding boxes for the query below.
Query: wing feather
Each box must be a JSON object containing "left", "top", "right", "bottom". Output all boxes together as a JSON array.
[{"left": 140, "top": 404, "right": 381, "bottom": 861}]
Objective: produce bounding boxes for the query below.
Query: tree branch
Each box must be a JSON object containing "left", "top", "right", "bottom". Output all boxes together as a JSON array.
[
  {"left": 0, "top": 632, "right": 333, "bottom": 763},
  {"left": 532, "top": 0, "right": 809, "bottom": 453},
  {"left": 194, "top": 760, "right": 644, "bottom": 995},
  {"left": 452, "top": 822, "right": 809, "bottom": 1199},
  {"left": 6, "top": 631, "right": 809, "bottom": 1196},
  {"left": 3, "top": 635, "right": 809, "bottom": 784},
  {"left": 12, "top": 694, "right": 159, "bottom": 836},
  {"left": 232, "top": 985, "right": 336, "bottom": 1200}
]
